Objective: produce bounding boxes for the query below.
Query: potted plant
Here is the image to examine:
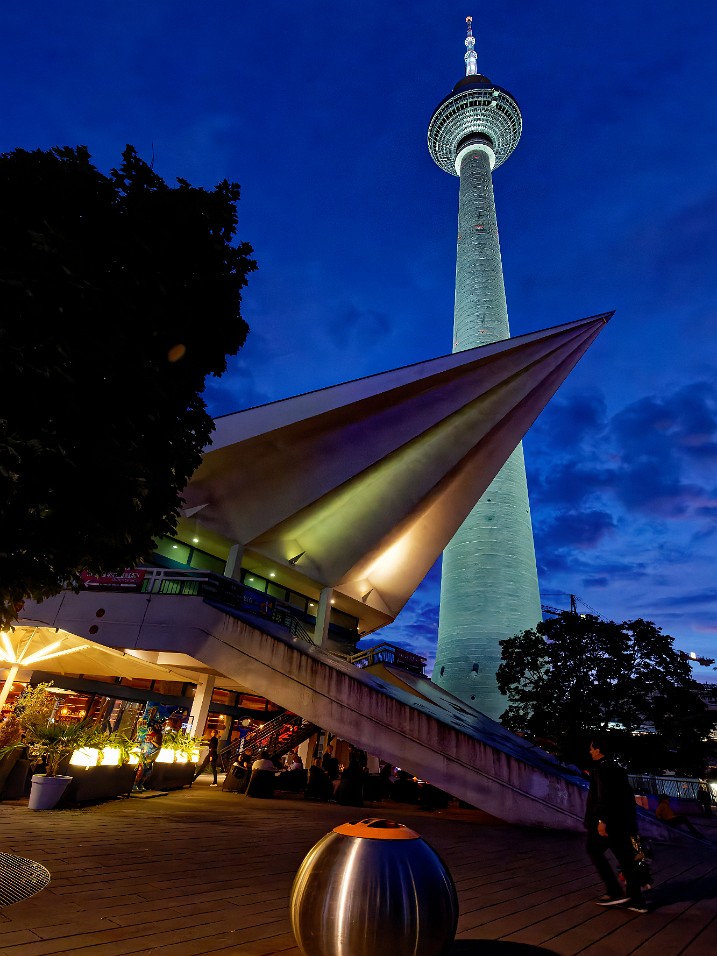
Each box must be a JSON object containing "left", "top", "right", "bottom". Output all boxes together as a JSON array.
[
  {"left": 61, "top": 729, "right": 137, "bottom": 803},
  {"left": 26, "top": 720, "right": 98, "bottom": 809},
  {"left": 148, "top": 727, "right": 199, "bottom": 791},
  {"left": 0, "top": 683, "right": 98, "bottom": 809}
]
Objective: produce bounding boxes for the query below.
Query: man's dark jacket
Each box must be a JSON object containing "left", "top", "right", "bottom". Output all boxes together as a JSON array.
[{"left": 584, "top": 756, "right": 637, "bottom": 835}]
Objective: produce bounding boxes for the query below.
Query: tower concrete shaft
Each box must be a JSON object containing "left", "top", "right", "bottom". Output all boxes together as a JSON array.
[{"left": 428, "top": 21, "right": 542, "bottom": 719}]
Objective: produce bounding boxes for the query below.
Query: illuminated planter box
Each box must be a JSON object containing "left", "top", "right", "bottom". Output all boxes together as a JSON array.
[
  {"left": 57, "top": 762, "right": 137, "bottom": 805},
  {"left": 148, "top": 759, "right": 196, "bottom": 791},
  {"left": 61, "top": 747, "right": 199, "bottom": 797}
]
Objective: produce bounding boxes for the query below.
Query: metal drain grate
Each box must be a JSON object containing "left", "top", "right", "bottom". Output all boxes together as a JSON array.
[{"left": 0, "top": 852, "right": 51, "bottom": 906}]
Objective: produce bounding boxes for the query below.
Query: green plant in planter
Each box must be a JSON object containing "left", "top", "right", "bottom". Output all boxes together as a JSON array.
[
  {"left": 161, "top": 728, "right": 196, "bottom": 762},
  {"left": 98, "top": 730, "right": 135, "bottom": 766},
  {"left": 27, "top": 720, "right": 100, "bottom": 777},
  {"left": 0, "top": 682, "right": 100, "bottom": 777}
]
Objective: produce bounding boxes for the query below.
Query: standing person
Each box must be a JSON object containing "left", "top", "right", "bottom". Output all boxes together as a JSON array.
[
  {"left": 696, "top": 784, "right": 713, "bottom": 819},
  {"left": 336, "top": 750, "right": 365, "bottom": 807},
  {"left": 585, "top": 734, "right": 648, "bottom": 914},
  {"left": 208, "top": 729, "right": 219, "bottom": 787},
  {"left": 322, "top": 745, "right": 340, "bottom": 783},
  {"left": 305, "top": 758, "right": 333, "bottom": 801}
]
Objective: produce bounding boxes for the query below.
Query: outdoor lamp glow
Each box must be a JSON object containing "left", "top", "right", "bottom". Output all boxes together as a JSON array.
[
  {"left": 70, "top": 748, "right": 100, "bottom": 768},
  {"left": 101, "top": 746, "right": 121, "bottom": 766}
]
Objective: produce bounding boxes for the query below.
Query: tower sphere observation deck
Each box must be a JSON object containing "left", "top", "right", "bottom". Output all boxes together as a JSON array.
[{"left": 427, "top": 29, "right": 521, "bottom": 175}]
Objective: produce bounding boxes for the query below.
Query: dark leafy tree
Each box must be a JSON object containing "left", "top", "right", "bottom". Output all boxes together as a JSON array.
[
  {"left": 0, "top": 145, "right": 256, "bottom": 629},
  {"left": 497, "top": 613, "right": 713, "bottom": 774}
]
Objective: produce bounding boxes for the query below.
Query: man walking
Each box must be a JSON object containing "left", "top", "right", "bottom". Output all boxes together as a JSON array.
[{"left": 585, "top": 734, "right": 648, "bottom": 914}]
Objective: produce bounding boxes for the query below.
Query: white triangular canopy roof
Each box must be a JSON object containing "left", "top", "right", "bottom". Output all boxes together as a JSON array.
[{"left": 184, "top": 313, "right": 610, "bottom": 625}]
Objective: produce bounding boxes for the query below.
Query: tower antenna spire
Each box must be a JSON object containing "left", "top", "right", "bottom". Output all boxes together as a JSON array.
[{"left": 464, "top": 16, "right": 477, "bottom": 76}]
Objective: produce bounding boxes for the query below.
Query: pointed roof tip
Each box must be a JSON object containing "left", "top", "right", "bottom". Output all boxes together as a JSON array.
[{"left": 464, "top": 15, "right": 478, "bottom": 76}]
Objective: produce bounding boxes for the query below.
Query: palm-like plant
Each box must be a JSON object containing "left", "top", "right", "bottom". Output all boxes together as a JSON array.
[
  {"left": 25, "top": 719, "right": 98, "bottom": 777},
  {"left": 0, "top": 683, "right": 99, "bottom": 776}
]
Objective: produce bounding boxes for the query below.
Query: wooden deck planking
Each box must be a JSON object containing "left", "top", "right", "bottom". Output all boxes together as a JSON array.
[{"left": 1, "top": 783, "right": 716, "bottom": 955}]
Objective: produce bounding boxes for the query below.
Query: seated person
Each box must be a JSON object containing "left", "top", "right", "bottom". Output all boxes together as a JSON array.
[
  {"left": 418, "top": 781, "right": 450, "bottom": 812},
  {"left": 284, "top": 750, "right": 303, "bottom": 771},
  {"left": 246, "top": 750, "right": 276, "bottom": 798},
  {"left": 251, "top": 750, "right": 276, "bottom": 772},
  {"left": 656, "top": 794, "right": 701, "bottom": 836},
  {"left": 223, "top": 756, "right": 251, "bottom": 793},
  {"left": 275, "top": 753, "right": 307, "bottom": 792},
  {"left": 304, "top": 758, "right": 333, "bottom": 801}
]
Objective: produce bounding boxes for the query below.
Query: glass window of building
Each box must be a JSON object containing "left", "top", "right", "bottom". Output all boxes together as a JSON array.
[{"left": 242, "top": 572, "right": 268, "bottom": 593}]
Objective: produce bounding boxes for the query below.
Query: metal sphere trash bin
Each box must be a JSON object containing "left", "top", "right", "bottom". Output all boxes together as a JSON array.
[{"left": 290, "top": 817, "right": 458, "bottom": 956}]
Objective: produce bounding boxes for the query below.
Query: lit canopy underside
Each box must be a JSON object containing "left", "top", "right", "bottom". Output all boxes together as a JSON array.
[
  {"left": 185, "top": 314, "right": 610, "bottom": 632},
  {"left": 0, "top": 626, "right": 214, "bottom": 684}
]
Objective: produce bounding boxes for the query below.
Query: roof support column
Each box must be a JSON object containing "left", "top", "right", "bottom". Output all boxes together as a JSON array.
[
  {"left": 314, "top": 587, "right": 334, "bottom": 647},
  {"left": 188, "top": 675, "right": 215, "bottom": 738},
  {"left": 224, "top": 543, "right": 244, "bottom": 582}
]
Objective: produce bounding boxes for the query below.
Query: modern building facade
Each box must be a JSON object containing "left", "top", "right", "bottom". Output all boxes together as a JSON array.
[{"left": 428, "top": 19, "right": 542, "bottom": 718}]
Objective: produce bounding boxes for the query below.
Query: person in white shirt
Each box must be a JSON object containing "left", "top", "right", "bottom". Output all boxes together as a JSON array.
[{"left": 252, "top": 750, "right": 276, "bottom": 771}]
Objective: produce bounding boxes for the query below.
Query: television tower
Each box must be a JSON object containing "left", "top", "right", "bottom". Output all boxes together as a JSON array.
[{"left": 427, "top": 18, "right": 542, "bottom": 719}]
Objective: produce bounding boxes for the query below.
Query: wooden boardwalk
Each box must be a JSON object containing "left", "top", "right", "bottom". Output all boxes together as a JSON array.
[{"left": 1, "top": 777, "right": 716, "bottom": 955}]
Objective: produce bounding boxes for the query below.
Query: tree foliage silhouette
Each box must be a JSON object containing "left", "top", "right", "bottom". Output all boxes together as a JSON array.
[
  {"left": 497, "top": 613, "right": 713, "bottom": 773},
  {"left": 0, "top": 145, "right": 256, "bottom": 629}
]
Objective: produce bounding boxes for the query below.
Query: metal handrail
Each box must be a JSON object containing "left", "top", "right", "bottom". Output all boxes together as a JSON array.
[
  {"left": 219, "top": 713, "right": 319, "bottom": 770},
  {"left": 84, "top": 570, "right": 430, "bottom": 676},
  {"left": 628, "top": 774, "right": 705, "bottom": 801},
  {"left": 80, "top": 567, "right": 316, "bottom": 645}
]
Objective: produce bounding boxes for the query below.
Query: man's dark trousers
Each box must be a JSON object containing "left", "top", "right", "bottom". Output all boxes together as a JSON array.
[{"left": 587, "top": 829, "right": 642, "bottom": 901}]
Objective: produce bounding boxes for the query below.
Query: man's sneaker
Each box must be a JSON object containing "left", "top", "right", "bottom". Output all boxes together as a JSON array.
[
  {"left": 625, "top": 901, "right": 649, "bottom": 914},
  {"left": 596, "top": 895, "right": 630, "bottom": 906},
  {"left": 210, "top": 783, "right": 218, "bottom": 787}
]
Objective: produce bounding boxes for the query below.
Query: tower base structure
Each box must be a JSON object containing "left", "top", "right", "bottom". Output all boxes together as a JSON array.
[{"left": 434, "top": 444, "right": 542, "bottom": 719}]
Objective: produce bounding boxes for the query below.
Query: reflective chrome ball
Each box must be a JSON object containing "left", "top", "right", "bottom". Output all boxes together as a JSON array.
[{"left": 290, "top": 818, "right": 458, "bottom": 956}]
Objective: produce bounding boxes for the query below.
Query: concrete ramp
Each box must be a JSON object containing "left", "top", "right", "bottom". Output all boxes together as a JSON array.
[
  {"left": 20, "top": 589, "right": 678, "bottom": 838},
  {"left": 22, "top": 588, "right": 589, "bottom": 829}
]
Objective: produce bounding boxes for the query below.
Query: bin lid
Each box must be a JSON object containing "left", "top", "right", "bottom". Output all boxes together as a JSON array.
[{"left": 333, "top": 818, "right": 421, "bottom": 840}]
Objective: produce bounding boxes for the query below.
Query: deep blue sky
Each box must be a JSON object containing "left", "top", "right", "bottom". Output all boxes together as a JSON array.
[{"left": 4, "top": 2, "right": 716, "bottom": 677}]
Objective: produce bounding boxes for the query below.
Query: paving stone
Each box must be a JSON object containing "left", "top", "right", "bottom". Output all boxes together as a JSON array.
[{"left": 1, "top": 781, "right": 715, "bottom": 956}]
